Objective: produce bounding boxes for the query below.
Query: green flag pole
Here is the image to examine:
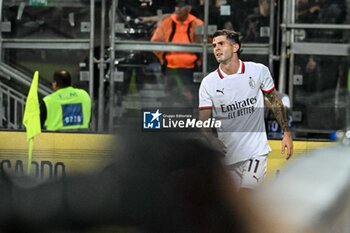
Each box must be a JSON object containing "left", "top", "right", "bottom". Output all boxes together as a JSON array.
[{"left": 27, "top": 139, "right": 34, "bottom": 175}]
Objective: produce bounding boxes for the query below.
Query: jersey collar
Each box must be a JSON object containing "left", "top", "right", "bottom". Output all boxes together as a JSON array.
[{"left": 217, "top": 60, "right": 245, "bottom": 79}]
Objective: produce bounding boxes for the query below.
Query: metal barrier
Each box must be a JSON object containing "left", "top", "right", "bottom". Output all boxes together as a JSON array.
[
  {"left": 0, "top": 61, "right": 52, "bottom": 130},
  {"left": 0, "top": 62, "right": 51, "bottom": 96},
  {"left": 0, "top": 80, "right": 26, "bottom": 129},
  {"left": 280, "top": 0, "right": 350, "bottom": 138},
  {"left": 0, "top": 0, "right": 348, "bottom": 136}
]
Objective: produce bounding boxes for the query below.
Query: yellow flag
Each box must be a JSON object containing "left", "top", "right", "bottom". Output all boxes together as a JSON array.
[{"left": 23, "top": 71, "right": 41, "bottom": 141}]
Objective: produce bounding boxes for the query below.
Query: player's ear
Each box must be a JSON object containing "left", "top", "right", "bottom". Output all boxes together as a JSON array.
[
  {"left": 52, "top": 81, "right": 58, "bottom": 91},
  {"left": 232, "top": 43, "right": 240, "bottom": 54}
]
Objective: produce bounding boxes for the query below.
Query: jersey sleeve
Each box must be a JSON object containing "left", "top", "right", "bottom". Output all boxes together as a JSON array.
[
  {"left": 198, "top": 79, "right": 213, "bottom": 109},
  {"left": 260, "top": 65, "right": 275, "bottom": 93}
]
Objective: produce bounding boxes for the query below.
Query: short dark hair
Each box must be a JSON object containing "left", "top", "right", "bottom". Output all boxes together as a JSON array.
[
  {"left": 213, "top": 29, "right": 242, "bottom": 56},
  {"left": 175, "top": 0, "right": 190, "bottom": 7},
  {"left": 53, "top": 70, "right": 72, "bottom": 88}
]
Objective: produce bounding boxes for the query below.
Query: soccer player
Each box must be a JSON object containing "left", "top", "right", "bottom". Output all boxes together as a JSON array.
[{"left": 198, "top": 29, "right": 293, "bottom": 193}]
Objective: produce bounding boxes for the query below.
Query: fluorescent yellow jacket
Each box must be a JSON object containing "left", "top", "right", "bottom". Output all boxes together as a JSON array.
[{"left": 43, "top": 87, "right": 91, "bottom": 131}]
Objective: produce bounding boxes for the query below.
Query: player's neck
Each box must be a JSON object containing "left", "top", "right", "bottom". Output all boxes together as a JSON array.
[{"left": 220, "top": 59, "right": 240, "bottom": 75}]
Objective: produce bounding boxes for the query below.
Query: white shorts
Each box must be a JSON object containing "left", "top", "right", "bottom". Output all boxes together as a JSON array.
[{"left": 227, "top": 154, "right": 267, "bottom": 190}]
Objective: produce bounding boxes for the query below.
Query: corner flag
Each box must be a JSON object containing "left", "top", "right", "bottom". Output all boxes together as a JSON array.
[
  {"left": 22, "top": 71, "right": 41, "bottom": 174},
  {"left": 23, "top": 71, "right": 41, "bottom": 140}
]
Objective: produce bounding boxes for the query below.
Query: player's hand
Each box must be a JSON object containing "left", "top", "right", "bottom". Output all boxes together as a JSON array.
[
  {"left": 203, "top": 133, "right": 227, "bottom": 156},
  {"left": 212, "top": 136, "right": 227, "bottom": 156},
  {"left": 282, "top": 131, "right": 293, "bottom": 160}
]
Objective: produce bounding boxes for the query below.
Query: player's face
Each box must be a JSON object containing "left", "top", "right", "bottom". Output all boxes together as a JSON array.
[
  {"left": 212, "top": 35, "right": 238, "bottom": 64},
  {"left": 175, "top": 6, "right": 191, "bottom": 21}
]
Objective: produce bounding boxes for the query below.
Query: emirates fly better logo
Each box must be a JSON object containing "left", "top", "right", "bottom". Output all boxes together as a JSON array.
[{"left": 142, "top": 109, "right": 221, "bottom": 130}]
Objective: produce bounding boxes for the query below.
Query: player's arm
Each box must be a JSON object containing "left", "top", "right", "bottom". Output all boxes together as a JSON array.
[
  {"left": 264, "top": 90, "right": 293, "bottom": 159},
  {"left": 199, "top": 108, "right": 212, "bottom": 128},
  {"left": 199, "top": 108, "right": 226, "bottom": 154}
]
